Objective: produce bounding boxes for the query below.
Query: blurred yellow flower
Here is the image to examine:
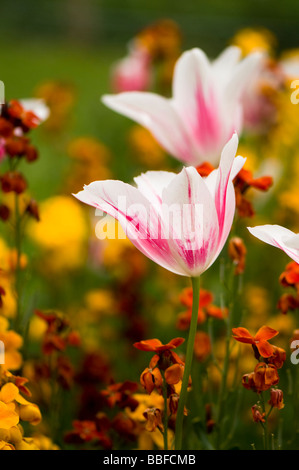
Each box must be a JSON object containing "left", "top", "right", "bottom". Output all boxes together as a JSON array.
[
  {"left": 126, "top": 393, "right": 174, "bottom": 450},
  {"left": 231, "top": 27, "right": 277, "bottom": 56},
  {"left": 83, "top": 289, "right": 116, "bottom": 321},
  {"left": 27, "top": 315, "right": 48, "bottom": 342},
  {"left": 35, "top": 80, "right": 76, "bottom": 133},
  {"left": 0, "top": 317, "right": 23, "bottom": 370},
  {"left": 66, "top": 137, "right": 112, "bottom": 193},
  {"left": 28, "top": 196, "right": 89, "bottom": 272},
  {"left": 32, "top": 434, "right": 59, "bottom": 450},
  {"left": 128, "top": 125, "right": 166, "bottom": 169}
]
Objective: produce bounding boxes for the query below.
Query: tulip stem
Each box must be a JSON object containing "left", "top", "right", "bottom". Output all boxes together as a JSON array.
[{"left": 175, "top": 276, "right": 200, "bottom": 450}]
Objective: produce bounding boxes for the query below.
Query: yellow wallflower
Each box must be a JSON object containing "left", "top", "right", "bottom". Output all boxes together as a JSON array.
[
  {"left": 0, "top": 277, "right": 16, "bottom": 319},
  {"left": 126, "top": 393, "right": 174, "bottom": 450},
  {"left": 231, "top": 27, "right": 277, "bottom": 56},
  {"left": 0, "top": 317, "right": 23, "bottom": 370},
  {"left": 0, "top": 383, "right": 20, "bottom": 430},
  {"left": 0, "top": 372, "right": 45, "bottom": 450},
  {"left": 28, "top": 196, "right": 89, "bottom": 273}
]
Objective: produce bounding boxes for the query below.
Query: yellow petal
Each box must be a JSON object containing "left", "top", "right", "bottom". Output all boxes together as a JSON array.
[
  {"left": 0, "top": 383, "right": 19, "bottom": 403},
  {"left": 0, "top": 401, "right": 19, "bottom": 429}
]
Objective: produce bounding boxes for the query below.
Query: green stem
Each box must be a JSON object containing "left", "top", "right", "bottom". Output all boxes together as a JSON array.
[
  {"left": 259, "top": 392, "right": 269, "bottom": 450},
  {"left": 175, "top": 276, "right": 200, "bottom": 450}
]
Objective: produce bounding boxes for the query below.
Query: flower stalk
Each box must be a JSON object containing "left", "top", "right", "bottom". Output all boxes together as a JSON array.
[{"left": 175, "top": 276, "right": 200, "bottom": 450}]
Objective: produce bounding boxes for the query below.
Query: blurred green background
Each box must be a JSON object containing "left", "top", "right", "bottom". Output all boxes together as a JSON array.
[{"left": 0, "top": 0, "right": 298, "bottom": 201}]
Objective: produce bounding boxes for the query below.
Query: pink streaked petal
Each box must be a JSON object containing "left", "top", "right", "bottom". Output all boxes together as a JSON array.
[
  {"left": 172, "top": 48, "right": 222, "bottom": 157},
  {"left": 161, "top": 166, "right": 219, "bottom": 276},
  {"left": 207, "top": 137, "right": 245, "bottom": 266},
  {"left": 74, "top": 181, "right": 186, "bottom": 276},
  {"left": 214, "top": 133, "right": 239, "bottom": 235},
  {"left": 283, "top": 233, "right": 299, "bottom": 250},
  {"left": 102, "top": 92, "right": 195, "bottom": 164},
  {"left": 172, "top": 48, "right": 211, "bottom": 115}
]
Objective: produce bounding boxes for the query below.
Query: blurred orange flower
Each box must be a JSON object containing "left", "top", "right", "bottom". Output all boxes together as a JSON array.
[
  {"left": 232, "top": 325, "right": 278, "bottom": 357},
  {"left": 133, "top": 337, "right": 184, "bottom": 353}
]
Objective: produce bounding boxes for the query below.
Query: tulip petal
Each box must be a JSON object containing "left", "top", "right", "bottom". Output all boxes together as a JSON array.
[
  {"left": 161, "top": 166, "right": 219, "bottom": 276},
  {"left": 225, "top": 52, "right": 264, "bottom": 111},
  {"left": 133, "top": 171, "right": 176, "bottom": 211},
  {"left": 212, "top": 46, "right": 242, "bottom": 76},
  {"left": 211, "top": 135, "right": 245, "bottom": 262},
  {"left": 20, "top": 98, "right": 50, "bottom": 122},
  {"left": 102, "top": 92, "right": 195, "bottom": 164},
  {"left": 172, "top": 48, "right": 222, "bottom": 160},
  {"left": 248, "top": 224, "right": 299, "bottom": 263},
  {"left": 74, "top": 180, "right": 187, "bottom": 276}
]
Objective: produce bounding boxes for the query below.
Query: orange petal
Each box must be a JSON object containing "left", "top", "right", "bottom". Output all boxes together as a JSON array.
[
  {"left": 255, "top": 326, "right": 278, "bottom": 342},
  {"left": 133, "top": 339, "right": 163, "bottom": 352},
  {"left": 232, "top": 327, "right": 253, "bottom": 340},
  {"left": 167, "top": 338, "right": 185, "bottom": 349},
  {"left": 165, "top": 364, "right": 184, "bottom": 385},
  {"left": 257, "top": 341, "right": 275, "bottom": 358}
]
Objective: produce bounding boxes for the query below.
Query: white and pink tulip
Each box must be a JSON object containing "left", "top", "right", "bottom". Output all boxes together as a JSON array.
[
  {"left": 102, "top": 46, "right": 262, "bottom": 166},
  {"left": 75, "top": 134, "right": 245, "bottom": 277}
]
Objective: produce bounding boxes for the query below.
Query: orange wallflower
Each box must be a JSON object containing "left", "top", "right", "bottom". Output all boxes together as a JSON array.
[
  {"left": 7, "top": 100, "right": 40, "bottom": 129},
  {"left": 177, "top": 288, "right": 225, "bottom": 330},
  {"left": 242, "top": 362, "right": 280, "bottom": 393},
  {"left": 233, "top": 167, "right": 273, "bottom": 218},
  {"left": 277, "top": 293, "right": 299, "bottom": 314},
  {"left": 140, "top": 367, "right": 163, "bottom": 395},
  {"left": 232, "top": 326, "right": 278, "bottom": 357},
  {"left": 252, "top": 362, "right": 279, "bottom": 392},
  {"left": 196, "top": 162, "right": 214, "bottom": 177},
  {"left": 133, "top": 337, "right": 184, "bottom": 353},
  {"left": 143, "top": 408, "right": 163, "bottom": 432},
  {"left": 279, "top": 262, "right": 299, "bottom": 286},
  {"left": 64, "top": 420, "right": 112, "bottom": 448},
  {"left": 100, "top": 381, "right": 139, "bottom": 411},
  {"left": 193, "top": 331, "right": 211, "bottom": 362},
  {"left": 267, "top": 346, "right": 286, "bottom": 369},
  {"left": 228, "top": 237, "right": 247, "bottom": 275},
  {"left": 268, "top": 389, "right": 284, "bottom": 410}
]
